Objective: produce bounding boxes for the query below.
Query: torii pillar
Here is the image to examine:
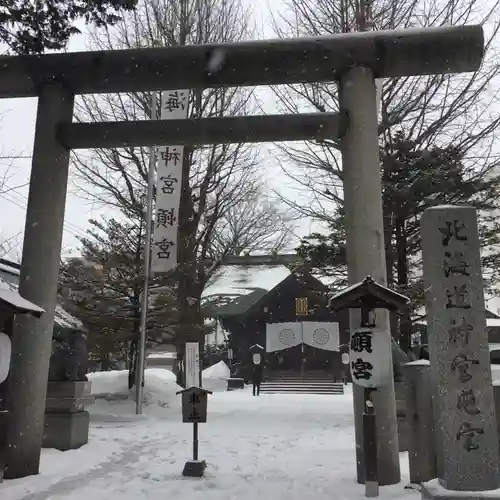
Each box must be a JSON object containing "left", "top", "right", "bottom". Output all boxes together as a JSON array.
[
  {"left": 340, "top": 67, "right": 399, "bottom": 484},
  {"left": 5, "top": 84, "right": 74, "bottom": 479},
  {"left": 0, "top": 25, "right": 484, "bottom": 480}
]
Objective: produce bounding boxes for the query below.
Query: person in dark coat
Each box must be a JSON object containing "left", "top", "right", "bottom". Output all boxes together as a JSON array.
[{"left": 252, "top": 363, "right": 263, "bottom": 396}]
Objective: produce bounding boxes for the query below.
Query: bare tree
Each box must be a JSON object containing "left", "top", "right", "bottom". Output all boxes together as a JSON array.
[
  {"left": 269, "top": 0, "right": 500, "bottom": 350},
  {"left": 270, "top": 0, "right": 500, "bottom": 262},
  {"left": 0, "top": 231, "right": 22, "bottom": 261},
  {"left": 0, "top": 148, "right": 29, "bottom": 261},
  {"left": 71, "top": 0, "right": 292, "bottom": 374}
]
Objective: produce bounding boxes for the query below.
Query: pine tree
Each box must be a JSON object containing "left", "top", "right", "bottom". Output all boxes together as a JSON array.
[
  {"left": 59, "top": 216, "right": 177, "bottom": 375},
  {"left": 1, "top": 0, "right": 137, "bottom": 54},
  {"left": 297, "top": 136, "right": 500, "bottom": 349}
]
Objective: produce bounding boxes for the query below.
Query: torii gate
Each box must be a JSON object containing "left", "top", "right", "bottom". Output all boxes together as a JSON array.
[{"left": 0, "top": 25, "right": 484, "bottom": 482}]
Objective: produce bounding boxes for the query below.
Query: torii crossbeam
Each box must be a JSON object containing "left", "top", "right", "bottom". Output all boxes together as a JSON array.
[{"left": 0, "top": 25, "right": 484, "bottom": 483}]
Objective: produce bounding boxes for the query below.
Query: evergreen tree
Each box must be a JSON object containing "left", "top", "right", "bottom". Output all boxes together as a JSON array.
[
  {"left": 1, "top": 0, "right": 137, "bottom": 54},
  {"left": 59, "top": 216, "right": 177, "bottom": 378},
  {"left": 297, "top": 135, "right": 500, "bottom": 349},
  {"left": 274, "top": 0, "right": 500, "bottom": 351}
]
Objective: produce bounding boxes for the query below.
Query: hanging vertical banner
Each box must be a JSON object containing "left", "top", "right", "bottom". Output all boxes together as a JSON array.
[
  {"left": 151, "top": 89, "right": 189, "bottom": 273},
  {"left": 185, "top": 342, "right": 200, "bottom": 388},
  {"left": 349, "top": 327, "right": 391, "bottom": 388}
]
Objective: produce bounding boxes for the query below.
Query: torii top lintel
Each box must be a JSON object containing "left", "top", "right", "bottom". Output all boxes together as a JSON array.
[{"left": 0, "top": 25, "right": 484, "bottom": 99}]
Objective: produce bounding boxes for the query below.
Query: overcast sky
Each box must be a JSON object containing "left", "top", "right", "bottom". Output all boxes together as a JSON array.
[
  {"left": 0, "top": 0, "right": 321, "bottom": 259},
  {"left": 1, "top": 1, "right": 499, "bottom": 313},
  {"left": 0, "top": 27, "right": 114, "bottom": 260}
]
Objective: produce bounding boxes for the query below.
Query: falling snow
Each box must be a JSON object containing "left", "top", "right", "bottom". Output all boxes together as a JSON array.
[{"left": 0, "top": 371, "right": 417, "bottom": 500}]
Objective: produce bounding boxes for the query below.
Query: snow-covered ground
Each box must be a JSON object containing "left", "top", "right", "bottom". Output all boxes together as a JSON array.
[{"left": 1, "top": 371, "right": 417, "bottom": 500}]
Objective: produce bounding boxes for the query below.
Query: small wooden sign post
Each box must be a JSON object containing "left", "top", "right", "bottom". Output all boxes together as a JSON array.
[{"left": 176, "top": 386, "right": 213, "bottom": 477}]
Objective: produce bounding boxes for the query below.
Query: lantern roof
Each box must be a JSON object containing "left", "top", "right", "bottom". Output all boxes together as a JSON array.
[{"left": 329, "top": 276, "right": 409, "bottom": 312}]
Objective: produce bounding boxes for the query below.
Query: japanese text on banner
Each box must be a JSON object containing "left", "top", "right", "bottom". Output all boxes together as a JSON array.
[
  {"left": 151, "top": 90, "right": 189, "bottom": 273},
  {"left": 349, "top": 327, "right": 391, "bottom": 388}
]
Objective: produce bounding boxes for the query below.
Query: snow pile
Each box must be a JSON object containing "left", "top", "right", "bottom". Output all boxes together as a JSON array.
[
  {"left": 202, "top": 360, "right": 231, "bottom": 392},
  {"left": 87, "top": 368, "right": 181, "bottom": 421}
]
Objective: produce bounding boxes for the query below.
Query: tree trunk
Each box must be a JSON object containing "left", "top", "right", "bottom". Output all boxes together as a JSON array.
[
  {"left": 128, "top": 294, "right": 140, "bottom": 389},
  {"left": 384, "top": 218, "right": 399, "bottom": 339},
  {"left": 395, "top": 214, "right": 412, "bottom": 352},
  {"left": 100, "top": 350, "right": 111, "bottom": 371},
  {"left": 175, "top": 147, "right": 205, "bottom": 386}
]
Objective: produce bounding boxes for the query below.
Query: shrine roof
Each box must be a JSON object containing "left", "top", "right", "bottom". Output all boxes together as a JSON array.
[
  {"left": 0, "top": 259, "right": 83, "bottom": 329},
  {"left": 208, "top": 289, "right": 269, "bottom": 317},
  {"left": 202, "top": 264, "right": 292, "bottom": 299},
  {"left": 202, "top": 263, "right": 291, "bottom": 317},
  {"left": 202, "top": 260, "right": 330, "bottom": 319}
]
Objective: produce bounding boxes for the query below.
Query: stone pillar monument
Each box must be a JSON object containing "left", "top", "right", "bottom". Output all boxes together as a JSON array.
[
  {"left": 421, "top": 205, "right": 499, "bottom": 498},
  {"left": 43, "top": 328, "right": 94, "bottom": 451}
]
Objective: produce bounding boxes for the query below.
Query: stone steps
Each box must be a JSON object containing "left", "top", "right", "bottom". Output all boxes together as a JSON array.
[{"left": 259, "top": 378, "right": 345, "bottom": 395}]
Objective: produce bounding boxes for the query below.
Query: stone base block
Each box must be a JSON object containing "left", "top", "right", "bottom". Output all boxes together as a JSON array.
[
  {"left": 227, "top": 378, "right": 245, "bottom": 391},
  {"left": 182, "top": 460, "right": 207, "bottom": 477},
  {"left": 43, "top": 411, "right": 90, "bottom": 451},
  {"left": 45, "top": 396, "right": 95, "bottom": 413},
  {"left": 46, "top": 381, "right": 92, "bottom": 399},
  {"left": 422, "top": 479, "right": 500, "bottom": 500}
]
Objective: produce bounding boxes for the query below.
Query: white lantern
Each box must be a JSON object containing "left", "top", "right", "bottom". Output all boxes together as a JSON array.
[
  {"left": 349, "top": 327, "right": 391, "bottom": 388},
  {"left": 0, "top": 332, "right": 12, "bottom": 384},
  {"left": 341, "top": 352, "right": 350, "bottom": 365},
  {"left": 252, "top": 353, "right": 261, "bottom": 365}
]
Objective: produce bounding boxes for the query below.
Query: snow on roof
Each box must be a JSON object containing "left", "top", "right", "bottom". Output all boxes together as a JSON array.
[
  {"left": 330, "top": 277, "right": 409, "bottom": 303},
  {"left": 0, "top": 288, "right": 44, "bottom": 316},
  {"left": 0, "top": 262, "right": 19, "bottom": 276},
  {"left": 147, "top": 352, "right": 176, "bottom": 359},
  {"left": 250, "top": 344, "right": 264, "bottom": 350},
  {"left": 202, "top": 264, "right": 291, "bottom": 299},
  {"left": 201, "top": 263, "right": 336, "bottom": 318},
  {"left": 0, "top": 261, "right": 82, "bottom": 328},
  {"left": 54, "top": 304, "right": 83, "bottom": 328},
  {"left": 486, "top": 308, "right": 500, "bottom": 319}
]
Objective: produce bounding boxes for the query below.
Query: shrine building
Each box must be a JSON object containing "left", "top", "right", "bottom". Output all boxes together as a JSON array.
[{"left": 202, "top": 257, "right": 350, "bottom": 383}]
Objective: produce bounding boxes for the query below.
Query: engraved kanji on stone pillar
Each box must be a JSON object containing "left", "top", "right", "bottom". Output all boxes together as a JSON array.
[{"left": 421, "top": 205, "right": 499, "bottom": 492}]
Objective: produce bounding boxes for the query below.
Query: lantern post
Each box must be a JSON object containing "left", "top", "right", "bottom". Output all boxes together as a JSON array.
[
  {"left": 329, "top": 276, "right": 409, "bottom": 497},
  {"left": 0, "top": 290, "right": 44, "bottom": 482}
]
